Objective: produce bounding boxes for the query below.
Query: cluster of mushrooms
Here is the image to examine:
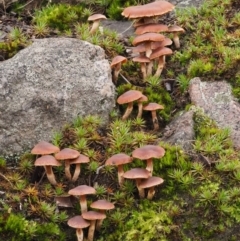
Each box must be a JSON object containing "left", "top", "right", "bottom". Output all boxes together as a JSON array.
[{"left": 110, "top": 0, "right": 185, "bottom": 82}]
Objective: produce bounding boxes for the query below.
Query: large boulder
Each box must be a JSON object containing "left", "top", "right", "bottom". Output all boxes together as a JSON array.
[{"left": 0, "top": 38, "right": 115, "bottom": 155}]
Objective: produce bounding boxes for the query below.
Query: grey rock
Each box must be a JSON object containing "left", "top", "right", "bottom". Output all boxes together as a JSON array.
[
  {"left": 189, "top": 77, "right": 240, "bottom": 150},
  {"left": 0, "top": 38, "right": 115, "bottom": 155},
  {"left": 161, "top": 110, "right": 195, "bottom": 152}
]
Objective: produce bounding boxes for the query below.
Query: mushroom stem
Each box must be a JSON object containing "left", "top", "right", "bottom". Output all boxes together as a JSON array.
[
  {"left": 87, "top": 220, "right": 97, "bottom": 241},
  {"left": 117, "top": 165, "right": 125, "bottom": 187},
  {"left": 90, "top": 20, "right": 100, "bottom": 34},
  {"left": 147, "top": 187, "right": 156, "bottom": 200},
  {"left": 44, "top": 166, "right": 58, "bottom": 185},
  {"left": 146, "top": 60, "right": 154, "bottom": 76},
  {"left": 145, "top": 42, "right": 152, "bottom": 58},
  {"left": 151, "top": 110, "right": 159, "bottom": 130},
  {"left": 146, "top": 158, "right": 153, "bottom": 176},
  {"left": 140, "top": 63, "right": 147, "bottom": 79},
  {"left": 173, "top": 33, "right": 180, "bottom": 48},
  {"left": 96, "top": 210, "right": 106, "bottom": 231},
  {"left": 64, "top": 160, "right": 72, "bottom": 181},
  {"left": 154, "top": 56, "right": 165, "bottom": 78},
  {"left": 72, "top": 164, "right": 81, "bottom": 182},
  {"left": 122, "top": 102, "right": 133, "bottom": 120},
  {"left": 112, "top": 63, "right": 121, "bottom": 84},
  {"left": 76, "top": 228, "right": 84, "bottom": 241},
  {"left": 80, "top": 195, "right": 88, "bottom": 213},
  {"left": 136, "top": 179, "right": 145, "bottom": 199},
  {"left": 137, "top": 102, "right": 143, "bottom": 118}
]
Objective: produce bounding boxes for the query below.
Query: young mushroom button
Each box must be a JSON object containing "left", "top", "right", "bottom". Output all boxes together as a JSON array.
[
  {"left": 117, "top": 90, "right": 143, "bottom": 120},
  {"left": 168, "top": 25, "right": 185, "bottom": 49}
]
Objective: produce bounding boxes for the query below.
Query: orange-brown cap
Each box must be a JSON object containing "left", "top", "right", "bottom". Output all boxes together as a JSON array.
[
  {"left": 82, "top": 211, "right": 106, "bottom": 220},
  {"left": 139, "top": 176, "right": 164, "bottom": 188},
  {"left": 90, "top": 199, "right": 115, "bottom": 210},
  {"left": 68, "top": 185, "right": 96, "bottom": 196},
  {"left": 132, "top": 145, "right": 165, "bottom": 160},
  {"left": 88, "top": 14, "right": 107, "bottom": 21},
  {"left": 122, "top": 1, "right": 175, "bottom": 19},
  {"left": 34, "top": 155, "right": 62, "bottom": 166},
  {"left": 111, "top": 56, "right": 127, "bottom": 68},
  {"left": 31, "top": 141, "right": 60, "bottom": 155},
  {"left": 67, "top": 215, "right": 90, "bottom": 229},
  {"left": 105, "top": 153, "right": 132, "bottom": 166},
  {"left": 135, "top": 23, "right": 168, "bottom": 35},
  {"left": 143, "top": 103, "right": 164, "bottom": 111},
  {"left": 168, "top": 25, "right": 185, "bottom": 33},
  {"left": 137, "top": 94, "right": 148, "bottom": 103},
  {"left": 152, "top": 38, "right": 173, "bottom": 49},
  {"left": 132, "top": 56, "right": 150, "bottom": 63},
  {"left": 55, "top": 148, "right": 80, "bottom": 160},
  {"left": 150, "top": 47, "right": 173, "bottom": 60},
  {"left": 117, "top": 90, "right": 143, "bottom": 105},
  {"left": 133, "top": 33, "right": 165, "bottom": 46},
  {"left": 122, "top": 168, "right": 150, "bottom": 179},
  {"left": 71, "top": 154, "right": 90, "bottom": 164}
]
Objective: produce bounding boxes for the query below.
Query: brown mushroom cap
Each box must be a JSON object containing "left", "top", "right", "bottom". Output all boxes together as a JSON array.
[
  {"left": 150, "top": 47, "right": 173, "bottom": 60},
  {"left": 132, "top": 33, "right": 165, "bottom": 46},
  {"left": 34, "top": 155, "right": 61, "bottom": 166},
  {"left": 138, "top": 94, "right": 148, "bottom": 103},
  {"left": 132, "top": 56, "right": 150, "bottom": 63},
  {"left": 82, "top": 211, "right": 106, "bottom": 221},
  {"left": 168, "top": 25, "right": 185, "bottom": 33},
  {"left": 139, "top": 176, "right": 164, "bottom": 189},
  {"left": 105, "top": 153, "right": 132, "bottom": 166},
  {"left": 122, "top": 1, "right": 175, "bottom": 19},
  {"left": 152, "top": 38, "right": 173, "bottom": 49},
  {"left": 31, "top": 141, "right": 60, "bottom": 155},
  {"left": 68, "top": 185, "right": 96, "bottom": 196},
  {"left": 135, "top": 23, "right": 168, "bottom": 35},
  {"left": 68, "top": 215, "right": 90, "bottom": 229},
  {"left": 111, "top": 55, "right": 127, "bottom": 68},
  {"left": 90, "top": 199, "right": 115, "bottom": 210},
  {"left": 71, "top": 154, "right": 90, "bottom": 164},
  {"left": 55, "top": 148, "right": 80, "bottom": 160},
  {"left": 132, "top": 145, "right": 165, "bottom": 160},
  {"left": 88, "top": 14, "right": 107, "bottom": 22},
  {"left": 122, "top": 168, "right": 150, "bottom": 179},
  {"left": 117, "top": 90, "right": 143, "bottom": 105},
  {"left": 143, "top": 103, "right": 164, "bottom": 111}
]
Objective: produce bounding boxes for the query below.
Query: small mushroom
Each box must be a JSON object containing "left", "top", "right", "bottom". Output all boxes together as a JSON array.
[
  {"left": 132, "top": 56, "right": 150, "bottom": 79},
  {"left": 90, "top": 199, "right": 115, "bottom": 230},
  {"left": 55, "top": 148, "right": 80, "bottom": 181},
  {"left": 168, "top": 25, "right": 185, "bottom": 49},
  {"left": 105, "top": 153, "right": 132, "bottom": 187},
  {"left": 110, "top": 55, "right": 127, "bottom": 84},
  {"left": 117, "top": 90, "right": 143, "bottom": 120},
  {"left": 31, "top": 141, "right": 60, "bottom": 155},
  {"left": 34, "top": 155, "right": 61, "bottom": 185},
  {"left": 67, "top": 215, "right": 90, "bottom": 241},
  {"left": 122, "top": 168, "right": 150, "bottom": 198},
  {"left": 82, "top": 211, "right": 106, "bottom": 241},
  {"left": 71, "top": 154, "right": 90, "bottom": 182},
  {"left": 143, "top": 102, "right": 164, "bottom": 130},
  {"left": 88, "top": 14, "right": 107, "bottom": 34},
  {"left": 68, "top": 185, "right": 96, "bottom": 213},
  {"left": 139, "top": 176, "right": 164, "bottom": 200},
  {"left": 132, "top": 145, "right": 165, "bottom": 176}
]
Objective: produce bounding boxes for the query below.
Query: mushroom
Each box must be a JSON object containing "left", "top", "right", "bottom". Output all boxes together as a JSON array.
[
  {"left": 135, "top": 23, "right": 168, "bottom": 35},
  {"left": 137, "top": 94, "right": 148, "bottom": 118},
  {"left": 143, "top": 102, "right": 164, "bottom": 130},
  {"left": 55, "top": 194, "right": 73, "bottom": 208},
  {"left": 132, "top": 145, "right": 165, "bottom": 176},
  {"left": 34, "top": 155, "right": 61, "bottom": 185},
  {"left": 122, "top": 168, "right": 150, "bottom": 198},
  {"left": 71, "top": 154, "right": 90, "bottom": 182},
  {"left": 68, "top": 185, "right": 96, "bottom": 213},
  {"left": 82, "top": 211, "right": 106, "bottom": 241},
  {"left": 110, "top": 55, "right": 127, "bottom": 84},
  {"left": 149, "top": 47, "right": 173, "bottom": 77},
  {"left": 117, "top": 90, "right": 143, "bottom": 120},
  {"left": 55, "top": 148, "right": 80, "bottom": 181},
  {"left": 132, "top": 56, "right": 150, "bottom": 79},
  {"left": 139, "top": 176, "right": 164, "bottom": 200},
  {"left": 67, "top": 215, "right": 90, "bottom": 241},
  {"left": 90, "top": 199, "right": 115, "bottom": 230},
  {"left": 31, "top": 141, "right": 60, "bottom": 155},
  {"left": 105, "top": 153, "right": 132, "bottom": 187},
  {"left": 168, "top": 25, "right": 185, "bottom": 49},
  {"left": 88, "top": 14, "right": 107, "bottom": 34},
  {"left": 132, "top": 33, "right": 165, "bottom": 58}
]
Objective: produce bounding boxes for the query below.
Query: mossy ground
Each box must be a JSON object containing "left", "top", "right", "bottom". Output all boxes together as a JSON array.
[{"left": 0, "top": 0, "right": 240, "bottom": 240}]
